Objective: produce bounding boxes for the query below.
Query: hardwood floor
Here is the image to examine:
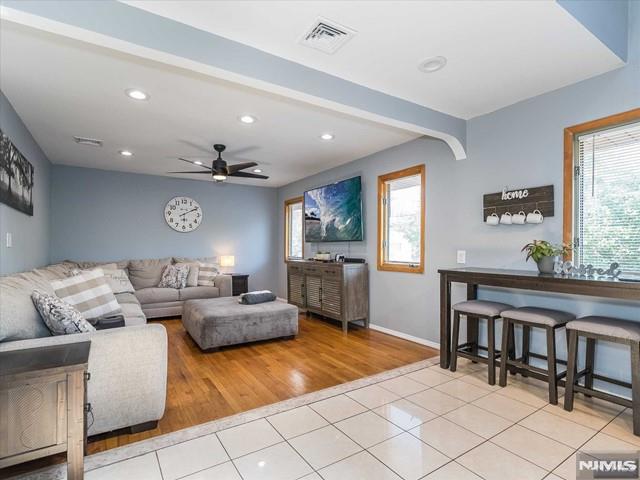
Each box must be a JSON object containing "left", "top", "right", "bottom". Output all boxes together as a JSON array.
[{"left": 1, "top": 314, "right": 436, "bottom": 478}]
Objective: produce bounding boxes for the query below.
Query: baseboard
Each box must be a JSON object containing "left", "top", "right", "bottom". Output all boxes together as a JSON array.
[{"left": 369, "top": 324, "right": 440, "bottom": 349}]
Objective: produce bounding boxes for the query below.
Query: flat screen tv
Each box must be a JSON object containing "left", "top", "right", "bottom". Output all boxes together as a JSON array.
[{"left": 304, "top": 176, "right": 363, "bottom": 242}]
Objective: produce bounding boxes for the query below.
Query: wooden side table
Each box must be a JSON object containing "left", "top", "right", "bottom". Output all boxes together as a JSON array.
[
  {"left": 228, "top": 274, "right": 249, "bottom": 296},
  {"left": 0, "top": 341, "right": 91, "bottom": 480}
]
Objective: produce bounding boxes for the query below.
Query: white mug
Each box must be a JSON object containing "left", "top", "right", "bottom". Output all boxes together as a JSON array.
[
  {"left": 486, "top": 213, "right": 499, "bottom": 226},
  {"left": 526, "top": 209, "right": 544, "bottom": 224},
  {"left": 500, "top": 212, "right": 512, "bottom": 225},
  {"left": 512, "top": 210, "right": 526, "bottom": 225}
]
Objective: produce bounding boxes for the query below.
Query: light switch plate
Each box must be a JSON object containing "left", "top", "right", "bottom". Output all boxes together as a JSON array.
[
  {"left": 6, "top": 232, "right": 12, "bottom": 248},
  {"left": 456, "top": 250, "right": 466, "bottom": 264}
]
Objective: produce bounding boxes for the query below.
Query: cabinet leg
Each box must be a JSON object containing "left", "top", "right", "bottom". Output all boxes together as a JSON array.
[
  {"left": 67, "top": 370, "right": 85, "bottom": 480},
  {"left": 342, "top": 320, "right": 348, "bottom": 333}
]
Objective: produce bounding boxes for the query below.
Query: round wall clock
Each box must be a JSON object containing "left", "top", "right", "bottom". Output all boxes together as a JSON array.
[{"left": 164, "top": 196, "right": 202, "bottom": 232}]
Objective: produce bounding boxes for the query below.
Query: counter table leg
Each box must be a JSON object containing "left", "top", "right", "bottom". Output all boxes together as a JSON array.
[{"left": 440, "top": 274, "right": 451, "bottom": 368}]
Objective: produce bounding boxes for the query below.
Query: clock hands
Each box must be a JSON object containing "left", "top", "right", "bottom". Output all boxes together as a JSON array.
[{"left": 179, "top": 208, "right": 198, "bottom": 218}]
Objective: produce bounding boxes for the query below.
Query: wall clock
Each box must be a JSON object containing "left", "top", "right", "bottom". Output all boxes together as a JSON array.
[{"left": 164, "top": 196, "right": 202, "bottom": 232}]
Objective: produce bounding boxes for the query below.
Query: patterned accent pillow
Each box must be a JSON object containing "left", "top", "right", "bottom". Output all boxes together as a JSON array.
[
  {"left": 31, "top": 290, "right": 96, "bottom": 335},
  {"left": 50, "top": 268, "right": 121, "bottom": 320},
  {"left": 198, "top": 262, "right": 219, "bottom": 286},
  {"left": 175, "top": 262, "right": 199, "bottom": 287},
  {"left": 158, "top": 264, "right": 190, "bottom": 289}
]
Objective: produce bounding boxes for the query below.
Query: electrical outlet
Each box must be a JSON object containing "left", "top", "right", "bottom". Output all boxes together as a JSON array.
[
  {"left": 457, "top": 250, "right": 466, "bottom": 264},
  {"left": 6, "top": 233, "right": 12, "bottom": 248}
]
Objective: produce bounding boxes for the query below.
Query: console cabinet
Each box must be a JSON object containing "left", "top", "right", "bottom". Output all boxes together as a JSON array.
[{"left": 287, "top": 261, "right": 368, "bottom": 332}]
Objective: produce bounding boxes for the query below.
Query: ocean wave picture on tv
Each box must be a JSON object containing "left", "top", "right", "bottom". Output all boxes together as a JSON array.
[{"left": 304, "top": 176, "right": 363, "bottom": 242}]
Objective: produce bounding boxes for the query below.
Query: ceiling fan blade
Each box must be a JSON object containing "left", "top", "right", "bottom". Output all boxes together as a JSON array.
[
  {"left": 227, "top": 162, "right": 258, "bottom": 174},
  {"left": 229, "top": 171, "right": 269, "bottom": 179},
  {"left": 178, "top": 139, "right": 214, "bottom": 154},
  {"left": 179, "top": 157, "right": 212, "bottom": 170},
  {"left": 167, "top": 170, "right": 212, "bottom": 174},
  {"left": 227, "top": 146, "right": 259, "bottom": 157}
]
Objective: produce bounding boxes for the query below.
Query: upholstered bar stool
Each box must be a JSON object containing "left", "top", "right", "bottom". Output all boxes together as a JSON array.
[
  {"left": 450, "top": 300, "right": 514, "bottom": 385},
  {"left": 499, "top": 306, "right": 575, "bottom": 404},
  {"left": 564, "top": 316, "right": 640, "bottom": 436}
]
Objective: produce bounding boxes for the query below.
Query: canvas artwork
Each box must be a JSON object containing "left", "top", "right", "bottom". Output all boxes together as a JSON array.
[
  {"left": 305, "top": 176, "right": 363, "bottom": 242},
  {"left": 0, "top": 128, "right": 34, "bottom": 216}
]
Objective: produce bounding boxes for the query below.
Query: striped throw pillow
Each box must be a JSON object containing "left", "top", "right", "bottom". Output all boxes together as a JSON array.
[
  {"left": 50, "top": 268, "right": 121, "bottom": 320},
  {"left": 198, "top": 262, "right": 219, "bottom": 286}
]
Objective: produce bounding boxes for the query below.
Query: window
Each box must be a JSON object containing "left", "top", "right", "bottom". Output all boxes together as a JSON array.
[
  {"left": 564, "top": 109, "right": 640, "bottom": 274},
  {"left": 377, "top": 164, "right": 425, "bottom": 273},
  {"left": 284, "top": 196, "right": 303, "bottom": 260}
]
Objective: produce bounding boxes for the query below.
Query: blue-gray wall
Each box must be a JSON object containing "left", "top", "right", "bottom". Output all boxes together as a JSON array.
[
  {"left": 277, "top": 137, "right": 456, "bottom": 343},
  {"left": 0, "top": 91, "right": 51, "bottom": 274},
  {"left": 51, "top": 166, "right": 279, "bottom": 291}
]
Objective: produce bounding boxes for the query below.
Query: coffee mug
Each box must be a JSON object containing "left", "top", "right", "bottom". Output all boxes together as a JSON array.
[
  {"left": 486, "top": 213, "right": 499, "bottom": 226},
  {"left": 526, "top": 209, "right": 544, "bottom": 224},
  {"left": 512, "top": 210, "right": 526, "bottom": 225},
  {"left": 500, "top": 212, "right": 512, "bottom": 225}
]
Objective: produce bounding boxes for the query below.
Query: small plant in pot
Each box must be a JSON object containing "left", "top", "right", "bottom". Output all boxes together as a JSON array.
[{"left": 521, "top": 240, "right": 572, "bottom": 274}]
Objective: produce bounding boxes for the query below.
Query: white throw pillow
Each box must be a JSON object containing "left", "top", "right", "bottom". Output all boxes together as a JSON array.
[
  {"left": 51, "top": 268, "right": 121, "bottom": 320},
  {"left": 198, "top": 262, "right": 219, "bottom": 286}
]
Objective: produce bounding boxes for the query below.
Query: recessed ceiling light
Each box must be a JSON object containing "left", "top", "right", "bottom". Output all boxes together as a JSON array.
[
  {"left": 119, "top": 150, "right": 134, "bottom": 157},
  {"left": 239, "top": 115, "right": 256, "bottom": 124},
  {"left": 194, "top": 160, "right": 203, "bottom": 165},
  {"left": 320, "top": 133, "right": 334, "bottom": 141},
  {"left": 253, "top": 168, "right": 262, "bottom": 173},
  {"left": 125, "top": 88, "right": 149, "bottom": 101},
  {"left": 418, "top": 56, "right": 447, "bottom": 73}
]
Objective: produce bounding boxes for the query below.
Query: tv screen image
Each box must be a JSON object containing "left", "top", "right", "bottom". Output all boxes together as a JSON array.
[{"left": 304, "top": 176, "right": 363, "bottom": 242}]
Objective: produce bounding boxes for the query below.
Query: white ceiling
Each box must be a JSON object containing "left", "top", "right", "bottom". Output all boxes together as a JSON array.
[
  {"left": 0, "top": 21, "right": 418, "bottom": 187},
  {"left": 125, "top": 0, "right": 624, "bottom": 119}
]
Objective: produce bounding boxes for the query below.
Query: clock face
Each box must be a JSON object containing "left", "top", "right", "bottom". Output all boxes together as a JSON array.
[{"left": 165, "top": 196, "right": 202, "bottom": 232}]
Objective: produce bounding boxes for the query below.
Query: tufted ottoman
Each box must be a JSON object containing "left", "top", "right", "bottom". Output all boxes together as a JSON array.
[{"left": 182, "top": 297, "right": 298, "bottom": 351}]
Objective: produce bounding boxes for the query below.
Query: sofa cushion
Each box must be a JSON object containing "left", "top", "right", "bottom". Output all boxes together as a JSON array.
[
  {"left": 135, "top": 287, "right": 180, "bottom": 305},
  {"left": 51, "top": 268, "right": 122, "bottom": 321},
  {"left": 128, "top": 257, "right": 172, "bottom": 290},
  {"left": 31, "top": 290, "right": 96, "bottom": 335},
  {"left": 119, "top": 303, "right": 147, "bottom": 326},
  {"left": 73, "top": 259, "right": 130, "bottom": 270},
  {"left": 115, "top": 292, "right": 139, "bottom": 305},
  {"left": 179, "top": 286, "right": 220, "bottom": 301}
]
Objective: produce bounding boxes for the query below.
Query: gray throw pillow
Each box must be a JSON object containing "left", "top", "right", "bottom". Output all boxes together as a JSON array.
[
  {"left": 158, "top": 264, "right": 190, "bottom": 289},
  {"left": 31, "top": 290, "right": 96, "bottom": 335}
]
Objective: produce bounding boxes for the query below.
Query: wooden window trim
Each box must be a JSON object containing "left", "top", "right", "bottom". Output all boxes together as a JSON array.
[
  {"left": 284, "top": 196, "right": 304, "bottom": 262},
  {"left": 377, "top": 164, "right": 426, "bottom": 273},
  {"left": 563, "top": 108, "right": 640, "bottom": 259}
]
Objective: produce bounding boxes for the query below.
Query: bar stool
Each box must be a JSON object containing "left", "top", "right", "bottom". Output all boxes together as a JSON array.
[
  {"left": 564, "top": 316, "right": 640, "bottom": 436},
  {"left": 450, "top": 300, "right": 514, "bottom": 385},
  {"left": 499, "top": 306, "right": 575, "bottom": 404}
]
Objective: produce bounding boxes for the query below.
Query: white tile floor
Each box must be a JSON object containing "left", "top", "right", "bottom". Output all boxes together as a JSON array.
[{"left": 35, "top": 358, "right": 640, "bottom": 480}]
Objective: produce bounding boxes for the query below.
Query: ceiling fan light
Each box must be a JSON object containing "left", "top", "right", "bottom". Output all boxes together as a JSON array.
[{"left": 213, "top": 174, "right": 227, "bottom": 182}]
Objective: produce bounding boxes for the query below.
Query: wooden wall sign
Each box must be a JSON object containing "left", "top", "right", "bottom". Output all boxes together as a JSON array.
[{"left": 482, "top": 185, "right": 554, "bottom": 220}]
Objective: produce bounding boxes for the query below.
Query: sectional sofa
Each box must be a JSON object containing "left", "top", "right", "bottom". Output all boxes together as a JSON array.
[{"left": 0, "top": 257, "right": 232, "bottom": 436}]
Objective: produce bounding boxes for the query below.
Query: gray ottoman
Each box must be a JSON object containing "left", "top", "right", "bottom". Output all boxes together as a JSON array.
[{"left": 182, "top": 297, "right": 299, "bottom": 351}]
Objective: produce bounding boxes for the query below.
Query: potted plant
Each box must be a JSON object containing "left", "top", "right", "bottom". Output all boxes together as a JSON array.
[{"left": 521, "top": 240, "right": 572, "bottom": 274}]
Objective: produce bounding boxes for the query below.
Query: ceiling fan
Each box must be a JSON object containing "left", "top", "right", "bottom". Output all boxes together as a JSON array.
[{"left": 168, "top": 144, "right": 268, "bottom": 182}]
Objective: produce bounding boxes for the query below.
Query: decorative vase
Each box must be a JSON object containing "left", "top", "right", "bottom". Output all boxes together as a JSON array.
[{"left": 536, "top": 255, "right": 557, "bottom": 274}]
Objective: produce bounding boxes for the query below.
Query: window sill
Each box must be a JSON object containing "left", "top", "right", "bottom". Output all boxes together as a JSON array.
[{"left": 377, "top": 263, "right": 424, "bottom": 274}]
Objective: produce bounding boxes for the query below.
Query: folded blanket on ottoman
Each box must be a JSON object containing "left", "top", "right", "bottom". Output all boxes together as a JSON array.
[{"left": 239, "top": 290, "right": 277, "bottom": 305}]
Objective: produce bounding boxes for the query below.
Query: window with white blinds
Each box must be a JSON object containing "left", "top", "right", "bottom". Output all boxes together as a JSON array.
[{"left": 574, "top": 120, "right": 640, "bottom": 274}]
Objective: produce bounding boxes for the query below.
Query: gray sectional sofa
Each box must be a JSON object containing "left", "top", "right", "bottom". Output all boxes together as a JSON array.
[{"left": 0, "top": 256, "right": 231, "bottom": 436}]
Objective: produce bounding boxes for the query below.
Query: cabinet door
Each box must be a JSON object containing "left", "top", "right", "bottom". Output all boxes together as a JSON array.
[
  {"left": 305, "top": 275, "right": 322, "bottom": 310},
  {"left": 287, "top": 271, "right": 305, "bottom": 307},
  {"left": 321, "top": 276, "right": 342, "bottom": 318}
]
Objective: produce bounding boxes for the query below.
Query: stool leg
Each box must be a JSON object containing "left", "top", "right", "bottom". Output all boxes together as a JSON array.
[
  {"left": 508, "top": 321, "right": 517, "bottom": 375},
  {"left": 630, "top": 341, "right": 640, "bottom": 436},
  {"left": 450, "top": 311, "right": 461, "bottom": 373},
  {"left": 546, "top": 326, "right": 558, "bottom": 405},
  {"left": 521, "top": 326, "right": 530, "bottom": 378},
  {"left": 499, "top": 318, "right": 510, "bottom": 387},
  {"left": 564, "top": 329, "right": 578, "bottom": 412},
  {"left": 488, "top": 317, "right": 496, "bottom": 385},
  {"left": 468, "top": 315, "right": 479, "bottom": 362},
  {"left": 584, "top": 337, "right": 596, "bottom": 397}
]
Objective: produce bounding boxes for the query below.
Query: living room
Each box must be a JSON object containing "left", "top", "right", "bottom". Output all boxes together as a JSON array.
[{"left": 1, "top": 1, "right": 639, "bottom": 480}]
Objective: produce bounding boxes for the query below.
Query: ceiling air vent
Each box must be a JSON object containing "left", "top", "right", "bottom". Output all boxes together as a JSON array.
[
  {"left": 73, "top": 136, "right": 103, "bottom": 147},
  {"left": 300, "top": 17, "right": 356, "bottom": 54}
]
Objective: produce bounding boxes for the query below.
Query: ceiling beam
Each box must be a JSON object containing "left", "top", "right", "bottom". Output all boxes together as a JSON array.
[{"left": 0, "top": 0, "right": 468, "bottom": 160}]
